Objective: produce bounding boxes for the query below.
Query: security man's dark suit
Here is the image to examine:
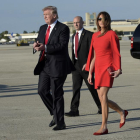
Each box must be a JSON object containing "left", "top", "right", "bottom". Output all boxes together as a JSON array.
[{"left": 71, "top": 29, "right": 101, "bottom": 112}]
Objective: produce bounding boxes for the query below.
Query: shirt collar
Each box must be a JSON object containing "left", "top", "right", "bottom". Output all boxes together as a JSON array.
[
  {"left": 49, "top": 20, "right": 58, "bottom": 28},
  {"left": 76, "top": 28, "right": 84, "bottom": 34}
]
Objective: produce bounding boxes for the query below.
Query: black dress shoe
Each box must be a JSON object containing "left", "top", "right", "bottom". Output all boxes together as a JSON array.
[
  {"left": 49, "top": 119, "right": 56, "bottom": 127},
  {"left": 53, "top": 123, "right": 66, "bottom": 131},
  {"left": 65, "top": 110, "right": 79, "bottom": 117}
]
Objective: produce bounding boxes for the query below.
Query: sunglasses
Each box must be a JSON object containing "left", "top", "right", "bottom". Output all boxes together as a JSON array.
[
  {"left": 98, "top": 17, "right": 107, "bottom": 21},
  {"left": 97, "top": 18, "right": 102, "bottom": 21}
]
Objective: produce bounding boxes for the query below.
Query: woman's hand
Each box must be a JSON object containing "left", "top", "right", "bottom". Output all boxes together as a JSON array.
[
  {"left": 111, "top": 69, "right": 122, "bottom": 78},
  {"left": 87, "top": 73, "right": 93, "bottom": 85}
]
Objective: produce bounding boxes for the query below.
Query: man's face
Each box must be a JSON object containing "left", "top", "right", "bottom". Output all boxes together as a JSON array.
[
  {"left": 43, "top": 9, "right": 56, "bottom": 25},
  {"left": 73, "top": 17, "right": 83, "bottom": 31}
]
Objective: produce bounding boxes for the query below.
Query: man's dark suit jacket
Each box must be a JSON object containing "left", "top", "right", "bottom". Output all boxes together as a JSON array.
[
  {"left": 72, "top": 29, "right": 93, "bottom": 70},
  {"left": 34, "top": 21, "right": 73, "bottom": 77}
]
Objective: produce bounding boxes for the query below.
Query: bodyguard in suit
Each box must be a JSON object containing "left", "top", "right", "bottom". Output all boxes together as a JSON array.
[
  {"left": 33, "top": 6, "right": 72, "bottom": 130},
  {"left": 65, "top": 16, "right": 101, "bottom": 117}
]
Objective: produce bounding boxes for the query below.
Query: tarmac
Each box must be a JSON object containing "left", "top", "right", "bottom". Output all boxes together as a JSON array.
[{"left": 0, "top": 41, "right": 140, "bottom": 140}]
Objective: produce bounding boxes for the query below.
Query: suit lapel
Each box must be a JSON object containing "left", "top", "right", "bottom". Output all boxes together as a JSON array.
[
  {"left": 47, "top": 21, "right": 59, "bottom": 44},
  {"left": 42, "top": 25, "right": 48, "bottom": 43},
  {"left": 39, "top": 24, "right": 47, "bottom": 60},
  {"left": 72, "top": 33, "right": 76, "bottom": 61},
  {"left": 72, "top": 33, "right": 75, "bottom": 49},
  {"left": 78, "top": 29, "right": 86, "bottom": 51}
]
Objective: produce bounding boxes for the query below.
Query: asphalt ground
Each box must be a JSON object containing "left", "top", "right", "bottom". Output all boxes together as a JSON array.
[{"left": 0, "top": 41, "right": 140, "bottom": 140}]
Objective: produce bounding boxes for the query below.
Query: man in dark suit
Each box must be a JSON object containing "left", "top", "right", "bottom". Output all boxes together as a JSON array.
[
  {"left": 33, "top": 6, "right": 73, "bottom": 130},
  {"left": 65, "top": 16, "right": 101, "bottom": 117}
]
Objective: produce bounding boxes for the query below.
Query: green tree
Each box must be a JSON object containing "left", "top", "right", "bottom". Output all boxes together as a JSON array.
[
  {"left": 73, "top": 30, "right": 76, "bottom": 34},
  {"left": 30, "top": 31, "right": 36, "bottom": 33},
  {"left": 0, "top": 31, "right": 10, "bottom": 42},
  {"left": 4, "top": 31, "right": 8, "bottom": 34},
  {"left": 115, "top": 30, "right": 124, "bottom": 36},
  {"left": 115, "top": 30, "right": 118, "bottom": 35},
  {"left": 119, "top": 31, "right": 124, "bottom": 36},
  {"left": 16, "top": 33, "right": 20, "bottom": 36},
  {"left": 23, "top": 30, "right": 28, "bottom": 34}
]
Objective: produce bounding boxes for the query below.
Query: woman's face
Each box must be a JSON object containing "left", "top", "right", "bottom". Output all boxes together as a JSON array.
[{"left": 98, "top": 14, "right": 105, "bottom": 29}]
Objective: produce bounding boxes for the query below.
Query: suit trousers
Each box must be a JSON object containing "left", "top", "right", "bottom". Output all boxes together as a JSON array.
[
  {"left": 71, "top": 60, "right": 101, "bottom": 112},
  {"left": 38, "top": 63, "right": 67, "bottom": 125}
]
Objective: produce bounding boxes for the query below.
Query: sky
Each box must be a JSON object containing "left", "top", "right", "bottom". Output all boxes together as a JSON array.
[{"left": 0, "top": 0, "right": 140, "bottom": 34}]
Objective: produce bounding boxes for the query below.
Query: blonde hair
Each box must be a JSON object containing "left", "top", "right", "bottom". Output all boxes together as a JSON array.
[{"left": 42, "top": 6, "right": 58, "bottom": 19}]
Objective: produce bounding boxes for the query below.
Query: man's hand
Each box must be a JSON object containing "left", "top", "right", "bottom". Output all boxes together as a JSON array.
[
  {"left": 82, "top": 64, "right": 86, "bottom": 71},
  {"left": 34, "top": 43, "right": 45, "bottom": 51},
  {"left": 33, "top": 41, "right": 39, "bottom": 48}
]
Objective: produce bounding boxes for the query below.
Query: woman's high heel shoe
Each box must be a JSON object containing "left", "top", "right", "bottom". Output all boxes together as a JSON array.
[
  {"left": 93, "top": 129, "right": 108, "bottom": 135},
  {"left": 120, "top": 110, "right": 128, "bottom": 128}
]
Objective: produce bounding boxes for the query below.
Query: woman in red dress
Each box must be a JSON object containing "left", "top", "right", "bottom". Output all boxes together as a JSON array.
[{"left": 86, "top": 11, "right": 128, "bottom": 135}]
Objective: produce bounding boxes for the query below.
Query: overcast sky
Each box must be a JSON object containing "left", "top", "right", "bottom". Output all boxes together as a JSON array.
[{"left": 0, "top": 0, "right": 140, "bottom": 34}]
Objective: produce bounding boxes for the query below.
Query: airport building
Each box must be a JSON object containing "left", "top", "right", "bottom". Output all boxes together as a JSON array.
[
  {"left": 4, "top": 12, "right": 140, "bottom": 43},
  {"left": 63, "top": 12, "right": 140, "bottom": 37},
  {"left": 4, "top": 33, "right": 38, "bottom": 43}
]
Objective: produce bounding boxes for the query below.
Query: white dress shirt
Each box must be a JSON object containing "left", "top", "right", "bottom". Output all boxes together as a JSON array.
[
  {"left": 45, "top": 20, "right": 58, "bottom": 52},
  {"left": 74, "top": 28, "right": 83, "bottom": 59}
]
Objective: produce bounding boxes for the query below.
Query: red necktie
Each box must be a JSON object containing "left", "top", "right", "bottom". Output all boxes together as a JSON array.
[
  {"left": 40, "top": 25, "right": 51, "bottom": 62},
  {"left": 75, "top": 32, "right": 79, "bottom": 58}
]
